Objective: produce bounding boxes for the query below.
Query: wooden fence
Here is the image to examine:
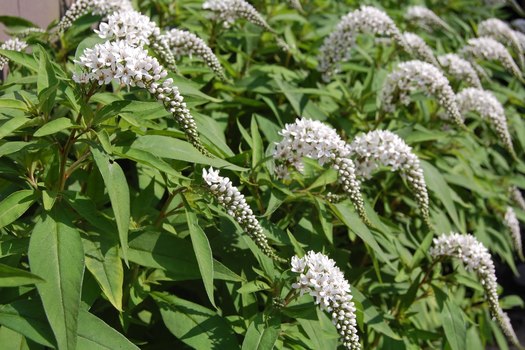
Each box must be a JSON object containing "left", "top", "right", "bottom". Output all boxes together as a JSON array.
[{"left": 0, "top": 0, "right": 72, "bottom": 41}]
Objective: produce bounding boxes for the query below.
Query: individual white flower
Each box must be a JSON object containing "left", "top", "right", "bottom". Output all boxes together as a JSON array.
[
  {"left": 57, "top": 0, "right": 133, "bottom": 32},
  {"left": 291, "top": 251, "right": 360, "bottom": 350},
  {"left": 202, "top": 167, "right": 284, "bottom": 262},
  {"left": 161, "top": 28, "right": 226, "bottom": 81},
  {"left": 74, "top": 40, "right": 207, "bottom": 155},
  {"left": 478, "top": 18, "right": 524, "bottom": 68},
  {"left": 460, "top": 37, "right": 522, "bottom": 79},
  {"left": 380, "top": 60, "right": 463, "bottom": 126},
  {"left": 405, "top": 6, "right": 451, "bottom": 32},
  {"left": 504, "top": 207, "right": 524, "bottom": 261},
  {"left": 402, "top": 32, "right": 439, "bottom": 66},
  {"left": 95, "top": 10, "right": 177, "bottom": 71},
  {"left": 456, "top": 88, "right": 515, "bottom": 156},
  {"left": 510, "top": 186, "right": 525, "bottom": 211},
  {"left": 437, "top": 53, "right": 483, "bottom": 88},
  {"left": 430, "top": 233, "right": 522, "bottom": 349},
  {"left": 318, "top": 5, "right": 408, "bottom": 81},
  {"left": 273, "top": 118, "right": 369, "bottom": 225},
  {"left": 348, "top": 130, "right": 430, "bottom": 224},
  {"left": 0, "top": 38, "right": 28, "bottom": 70}
]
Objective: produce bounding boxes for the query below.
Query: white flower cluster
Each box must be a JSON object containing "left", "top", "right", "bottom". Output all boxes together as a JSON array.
[
  {"left": 0, "top": 38, "right": 28, "bottom": 70},
  {"left": 514, "top": 30, "right": 525, "bottom": 51},
  {"left": 504, "top": 207, "right": 524, "bottom": 261},
  {"left": 203, "top": 0, "right": 273, "bottom": 32},
  {"left": 348, "top": 130, "right": 430, "bottom": 224},
  {"left": 57, "top": 0, "right": 133, "bottom": 32},
  {"left": 381, "top": 60, "right": 463, "bottom": 126},
  {"left": 162, "top": 29, "right": 226, "bottom": 81},
  {"left": 95, "top": 10, "right": 177, "bottom": 71},
  {"left": 202, "top": 167, "right": 284, "bottom": 262},
  {"left": 73, "top": 41, "right": 207, "bottom": 154},
  {"left": 478, "top": 18, "right": 524, "bottom": 68},
  {"left": 318, "top": 6, "right": 407, "bottom": 81},
  {"left": 273, "top": 118, "right": 369, "bottom": 224},
  {"left": 402, "top": 32, "right": 438, "bottom": 66},
  {"left": 510, "top": 186, "right": 525, "bottom": 211},
  {"left": 430, "top": 233, "right": 522, "bottom": 349},
  {"left": 291, "top": 251, "right": 360, "bottom": 350},
  {"left": 456, "top": 88, "right": 515, "bottom": 156},
  {"left": 13, "top": 27, "right": 46, "bottom": 38},
  {"left": 461, "top": 37, "right": 522, "bottom": 79},
  {"left": 437, "top": 53, "right": 483, "bottom": 88},
  {"left": 405, "top": 6, "right": 450, "bottom": 32}
]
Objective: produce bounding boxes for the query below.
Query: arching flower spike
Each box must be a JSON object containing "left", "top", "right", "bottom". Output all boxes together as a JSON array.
[
  {"left": 348, "top": 130, "right": 430, "bottom": 225},
  {"left": 291, "top": 251, "right": 360, "bottom": 349}
]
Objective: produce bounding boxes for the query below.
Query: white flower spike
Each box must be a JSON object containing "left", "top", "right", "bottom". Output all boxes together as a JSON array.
[
  {"left": 57, "top": 0, "right": 133, "bottom": 32},
  {"left": 318, "top": 5, "right": 408, "bottom": 81},
  {"left": 202, "top": 167, "right": 285, "bottom": 262},
  {"left": 456, "top": 88, "right": 515, "bottom": 156},
  {"left": 437, "top": 53, "right": 483, "bottom": 89},
  {"left": 381, "top": 60, "right": 463, "bottom": 126},
  {"left": 273, "top": 118, "right": 369, "bottom": 225},
  {"left": 510, "top": 186, "right": 525, "bottom": 212},
  {"left": 430, "top": 233, "right": 522, "bottom": 349},
  {"left": 349, "top": 130, "right": 430, "bottom": 225},
  {"left": 504, "top": 207, "right": 524, "bottom": 261},
  {"left": 405, "top": 6, "right": 451, "bottom": 32},
  {"left": 291, "top": 251, "right": 360, "bottom": 350},
  {"left": 461, "top": 37, "right": 522, "bottom": 79},
  {"left": 402, "top": 32, "right": 439, "bottom": 66},
  {"left": 73, "top": 40, "right": 207, "bottom": 155},
  {"left": 478, "top": 18, "right": 524, "bottom": 68}
]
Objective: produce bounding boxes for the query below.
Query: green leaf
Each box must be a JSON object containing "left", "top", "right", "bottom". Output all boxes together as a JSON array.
[
  {"left": 33, "top": 117, "right": 74, "bottom": 137},
  {"left": 0, "top": 299, "right": 56, "bottom": 347},
  {"left": 186, "top": 210, "right": 216, "bottom": 308},
  {"left": 0, "top": 116, "right": 29, "bottom": 139},
  {"left": 132, "top": 135, "right": 246, "bottom": 171},
  {"left": 152, "top": 292, "right": 239, "bottom": 349},
  {"left": 28, "top": 211, "right": 85, "bottom": 350},
  {"left": 241, "top": 314, "right": 280, "bottom": 350},
  {"left": 0, "top": 98, "right": 28, "bottom": 110},
  {"left": 251, "top": 116, "right": 263, "bottom": 168},
  {"left": 91, "top": 147, "right": 130, "bottom": 264},
  {"left": 0, "top": 190, "right": 36, "bottom": 229},
  {"left": 36, "top": 48, "right": 58, "bottom": 116},
  {"left": 77, "top": 309, "right": 139, "bottom": 350},
  {"left": 0, "top": 50, "right": 38, "bottom": 71},
  {"left": 0, "top": 262, "right": 44, "bottom": 287},
  {"left": 82, "top": 233, "right": 124, "bottom": 311},
  {"left": 441, "top": 298, "right": 467, "bottom": 350}
]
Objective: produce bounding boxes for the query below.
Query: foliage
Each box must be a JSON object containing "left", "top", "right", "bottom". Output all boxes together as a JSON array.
[{"left": 0, "top": 0, "right": 524, "bottom": 349}]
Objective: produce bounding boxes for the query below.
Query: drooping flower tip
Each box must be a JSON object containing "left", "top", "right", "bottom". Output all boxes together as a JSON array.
[
  {"left": 381, "top": 60, "right": 463, "bottom": 126},
  {"left": 504, "top": 207, "right": 524, "bottom": 260},
  {"left": 349, "top": 130, "right": 430, "bottom": 222},
  {"left": 456, "top": 88, "right": 514, "bottom": 155},
  {"left": 203, "top": 0, "right": 273, "bottom": 32},
  {"left": 202, "top": 167, "right": 284, "bottom": 262},
  {"left": 402, "top": 32, "right": 438, "bottom": 65},
  {"left": 461, "top": 37, "right": 522, "bottom": 78},
  {"left": 291, "top": 251, "right": 360, "bottom": 350},
  {"left": 405, "top": 6, "right": 450, "bottom": 32}
]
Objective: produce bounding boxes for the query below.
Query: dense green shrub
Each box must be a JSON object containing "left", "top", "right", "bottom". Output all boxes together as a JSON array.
[{"left": 0, "top": 0, "right": 525, "bottom": 349}]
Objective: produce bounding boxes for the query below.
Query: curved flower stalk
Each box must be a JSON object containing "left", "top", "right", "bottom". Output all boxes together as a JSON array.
[
  {"left": 437, "top": 53, "right": 483, "bottom": 89},
  {"left": 504, "top": 207, "right": 525, "bottom": 261},
  {"left": 95, "top": 10, "right": 177, "bottom": 71},
  {"left": 460, "top": 37, "right": 522, "bottom": 79},
  {"left": 405, "top": 6, "right": 451, "bottom": 32},
  {"left": 380, "top": 60, "right": 463, "bottom": 126},
  {"left": 57, "top": 0, "right": 133, "bottom": 33},
  {"left": 429, "top": 233, "right": 523, "bottom": 349},
  {"left": 291, "top": 251, "right": 360, "bottom": 350},
  {"left": 318, "top": 5, "right": 408, "bottom": 81},
  {"left": 456, "top": 88, "right": 515, "bottom": 156},
  {"left": 402, "top": 32, "right": 439, "bottom": 66},
  {"left": 348, "top": 130, "right": 430, "bottom": 225},
  {"left": 202, "top": 167, "right": 285, "bottom": 262},
  {"left": 510, "top": 186, "right": 525, "bottom": 211},
  {"left": 73, "top": 40, "right": 208, "bottom": 155},
  {"left": 202, "top": 0, "right": 289, "bottom": 51},
  {"left": 478, "top": 18, "right": 524, "bottom": 68},
  {"left": 0, "top": 38, "right": 28, "bottom": 70},
  {"left": 161, "top": 29, "right": 226, "bottom": 81},
  {"left": 273, "top": 118, "right": 369, "bottom": 225}
]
